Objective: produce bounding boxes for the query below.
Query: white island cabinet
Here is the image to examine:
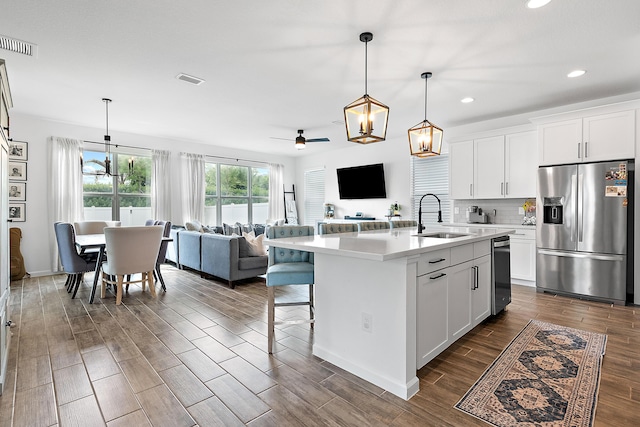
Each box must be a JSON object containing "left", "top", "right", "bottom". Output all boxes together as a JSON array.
[{"left": 266, "top": 226, "right": 512, "bottom": 400}]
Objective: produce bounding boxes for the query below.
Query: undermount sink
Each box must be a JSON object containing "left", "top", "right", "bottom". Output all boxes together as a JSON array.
[{"left": 414, "top": 232, "right": 470, "bottom": 239}]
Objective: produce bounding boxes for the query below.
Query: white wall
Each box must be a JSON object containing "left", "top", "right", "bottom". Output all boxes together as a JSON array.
[
  {"left": 10, "top": 113, "right": 296, "bottom": 276},
  {"left": 294, "top": 135, "right": 413, "bottom": 222}
]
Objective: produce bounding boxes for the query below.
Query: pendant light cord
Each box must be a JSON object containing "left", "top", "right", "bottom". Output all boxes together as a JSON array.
[
  {"left": 424, "top": 76, "right": 428, "bottom": 121},
  {"left": 364, "top": 39, "right": 368, "bottom": 95}
]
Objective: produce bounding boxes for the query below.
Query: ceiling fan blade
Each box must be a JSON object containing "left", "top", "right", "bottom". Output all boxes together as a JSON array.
[
  {"left": 306, "top": 138, "right": 330, "bottom": 143},
  {"left": 269, "top": 137, "right": 294, "bottom": 141}
]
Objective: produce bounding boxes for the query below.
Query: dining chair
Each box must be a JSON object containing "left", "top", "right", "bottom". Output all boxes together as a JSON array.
[
  {"left": 101, "top": 226, "right": 163, "bottom": 305},
  {"left": 136, "top": 219, "right": 172, "bottom": 291},
  {"left": 73, "top": 220, "right": 121, "bottom": 235},
  {"left": 318, "top": 222, "right": 357, "bottom": 235},
  {"left": 54, "top": 222, "right": 98, "bottom": 298},
  {"left": 265, "top": 225, "right": 315, "bottom": 354}
]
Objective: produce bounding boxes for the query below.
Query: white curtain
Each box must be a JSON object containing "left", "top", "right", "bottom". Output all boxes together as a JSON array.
[
  {"left": 48, "top": 136, "right": 85, "bottom": 272},
  {"left": 181, "top": 152, "right": 205, "bottom": 224},
  {"left": 268, "top": 163, "right": 284, "bottom": 223},
  {"left": 151, "top": 149, "right": 171, "bottom": 220}
]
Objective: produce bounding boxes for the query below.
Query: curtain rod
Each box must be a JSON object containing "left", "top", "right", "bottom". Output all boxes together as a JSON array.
[
  {"left": 204, "top": 154, "right": 268, "bottom": 166},
  {"left": 83, "top": 139, "right": 152, "bottom": 152},
  {"left": 84, "top": 140, "right": 268, "bottom": 165}
]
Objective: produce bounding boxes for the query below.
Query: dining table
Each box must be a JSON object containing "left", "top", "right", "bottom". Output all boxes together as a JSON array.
[{"left": 75, "top": 233, "right": 172, "bottom": 303}]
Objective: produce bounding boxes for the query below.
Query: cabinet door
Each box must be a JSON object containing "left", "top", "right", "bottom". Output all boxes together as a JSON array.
[
  {"left": 448, "top": 260, "right": 472, "bottom": 341},
  {"left": 450, "top": 140, "right": 474, "bottom": 199},
  {"left": 510, "top": 235, "right": 536, "bottom": 282},
  {"left": 538, "top": 119, "right": 582, "bottom": 166},
  {"left": 582, "top": 110, "right": 635, "bottom": 162},
  {"left": 417, "top": 271, "right": 449, "bottom": 368},
  {"left": 471, "top": 255, "right": 492, "bottom": 325},
  {"left": 505, "top": 131, "right": 537, "bottom": 198},
  {"left": 474, "top": 136, "right": 505, "bottom": 199}
]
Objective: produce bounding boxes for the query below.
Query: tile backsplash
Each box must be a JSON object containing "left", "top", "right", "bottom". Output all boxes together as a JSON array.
[{"left": 452, "top": 198, "right": 535, "bottom": 225}]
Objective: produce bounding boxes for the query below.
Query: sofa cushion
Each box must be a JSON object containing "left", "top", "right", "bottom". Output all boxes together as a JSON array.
[
  {"left": 238, "top": 255, "right": 268, "bottom": 271},
  {"left": 235, "top": 235, "right": 249, "bottom": 258},
  {"left": 243, "top": 231, "right": 266, "bottom": 256}
]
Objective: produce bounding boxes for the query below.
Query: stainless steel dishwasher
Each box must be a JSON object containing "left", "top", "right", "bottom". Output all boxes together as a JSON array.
[{"left": 492, "top": 236, "right": 511, "bottom": 314}]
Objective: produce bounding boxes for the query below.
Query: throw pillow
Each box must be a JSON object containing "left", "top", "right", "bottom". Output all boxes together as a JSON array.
[
  {"left": 242, "top": 231, "right": 266, "bottom": 257},
  {"left": 185, "top": 220, "right": 203, "bottom": 232},
  {"left": 223, "top": 223, "right": 240, "bottom": 235},
  {"left": 233, "top": 234, "right": 249, "bottom": 258}
]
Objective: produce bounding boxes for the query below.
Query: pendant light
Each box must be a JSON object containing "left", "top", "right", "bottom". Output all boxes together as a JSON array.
[
  {"left": 343, "top": 32, "right": 389, "bottom": 144},
  {"left": 102, "top": 97, "right": 117, "bottom": 176},
  {"left": 408, "top": 72, "right": 443, "bottom": 158}
]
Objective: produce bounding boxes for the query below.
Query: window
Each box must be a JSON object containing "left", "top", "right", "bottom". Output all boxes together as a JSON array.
[
  {"left": 82, "top": 150, "right": 152, "bottom": 225},
  {"left": 411, "top": 155, "right": 450, "bottom": 225},
  {"left": 304, "top": 168, "right": 325, "bottom": 228},
  {"left": 204, "top": 161, "right": 269, "bottom": 225}
]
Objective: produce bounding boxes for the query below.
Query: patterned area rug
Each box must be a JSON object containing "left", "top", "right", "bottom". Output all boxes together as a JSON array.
[{"left": 455, "top": 319, "right": 607, "bottom": 427}]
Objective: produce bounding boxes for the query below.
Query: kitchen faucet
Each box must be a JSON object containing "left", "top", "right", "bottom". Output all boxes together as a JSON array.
[{"left": 417, "top": 193, "right": 442, "bottom": 234}]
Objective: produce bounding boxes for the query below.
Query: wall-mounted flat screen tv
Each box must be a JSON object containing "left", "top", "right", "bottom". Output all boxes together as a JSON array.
[{"left": 337, "top": 163, "right": 387, "bottom": 199}]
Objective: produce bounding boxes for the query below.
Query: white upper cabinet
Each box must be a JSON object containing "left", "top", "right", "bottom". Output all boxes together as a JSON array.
[
  {"left": 538, "top": 110, "right": 635, "bottom": 165},
  {"left": 449, "top": 140, "right": 474, "bottom": 199},
  {"left": 451, "top": 130, "right": 537, "bottom": 200},
  {"left": 505, "top": 131, "right": 537, "bottom": 198},
  {"left": 474, "top": 136, "right": 504, "bottom": 199}
]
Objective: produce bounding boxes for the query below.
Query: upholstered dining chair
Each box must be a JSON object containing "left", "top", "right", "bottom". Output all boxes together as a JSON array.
[
  {"left": 389, "top": 220, "right": 418, "bottom": 229},
  {"left": 101, "top": 226, "right": 163, "bottom": 305},
  {"left": 266, "top": 225, "right": 315, "bottom": 354},
  {"left": 318, "top": 222, "right": 357, "bottom": 235},
  {"left": 357, "top": 221, "right": 390, "bottom": 232},
  {"left": 54, "top": 222, "right": 97, "bottom": 298},
  {"left": 138, "top": 220, "right": 172, "bottom": 291}
]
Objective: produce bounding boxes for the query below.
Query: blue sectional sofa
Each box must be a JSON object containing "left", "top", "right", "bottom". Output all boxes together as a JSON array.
[{"left": 166, "top": 228, "right": 268, "bottom": 288}]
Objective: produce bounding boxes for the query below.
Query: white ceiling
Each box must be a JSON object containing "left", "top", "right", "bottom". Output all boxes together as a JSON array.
[{"left": 1, "top": 0, "right": 639, "bottom": 157}]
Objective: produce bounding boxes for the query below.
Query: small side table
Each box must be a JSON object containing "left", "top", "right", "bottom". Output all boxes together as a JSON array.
[{"left": 385, "top": 214, "right": 402, "bottom": 221}]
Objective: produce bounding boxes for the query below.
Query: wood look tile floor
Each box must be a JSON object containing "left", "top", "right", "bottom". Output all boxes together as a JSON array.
[{"left": 1, "top": 266, "right": 639, "bottom": 426}]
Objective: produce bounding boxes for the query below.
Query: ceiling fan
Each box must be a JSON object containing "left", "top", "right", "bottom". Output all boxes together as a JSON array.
[{"left": 271, "top": 129, "right": 330, "bottom": 150}]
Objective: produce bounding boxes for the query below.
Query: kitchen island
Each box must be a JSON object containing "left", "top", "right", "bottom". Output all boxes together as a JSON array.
[{"left": 266, "top": 226, "right": 514, "bottom": 400}]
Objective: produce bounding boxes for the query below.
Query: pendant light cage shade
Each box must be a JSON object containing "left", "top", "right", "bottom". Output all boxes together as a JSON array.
[
  {"left": 408, "top": 71, "right": 443, "bottom": 157},
  {"left": 344, "top": 94, "right": 389, "bottom": 144},
  {"left": 408, "top": 120, "right": 443, "bottom": 157}
]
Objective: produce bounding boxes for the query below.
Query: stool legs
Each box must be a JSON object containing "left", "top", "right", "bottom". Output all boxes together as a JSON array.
[{"left": 268, "top": 286, "right": 275, "bottom": 354}]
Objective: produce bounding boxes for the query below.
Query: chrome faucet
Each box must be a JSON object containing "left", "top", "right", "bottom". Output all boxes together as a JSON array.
[{"left": 418, "top": 193, "right": 442, "bottom": 234}]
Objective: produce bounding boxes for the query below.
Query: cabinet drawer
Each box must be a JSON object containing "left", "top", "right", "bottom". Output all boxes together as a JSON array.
[
  {"left": 511, "top": 229, "right": 535, "bottom": 240},
  {"left": 474, "top": 241, "right": 491, "bottom": 258},
  {"left": 451, "top": 244, "right": 473, "bottom": 265},
  {"left": 417, "top": 248, "right": 450, "bottom": 276}
]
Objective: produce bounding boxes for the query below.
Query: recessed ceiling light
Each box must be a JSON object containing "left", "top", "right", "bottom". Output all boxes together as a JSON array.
[
  {"left": 461, "top": 97, "right": 475, "bottom": 103},
  {"left": 176, "top": 73, "right": 205, "bottom": 85},
  {"left": 526, "top": 0, "right": 551, "bottom": 9},
  {"left": 567, "top": 70, "right": 586, "bottom": 78}
]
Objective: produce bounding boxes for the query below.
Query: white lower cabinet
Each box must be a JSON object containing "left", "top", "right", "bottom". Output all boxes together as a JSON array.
[
  {"left": 510, "top": 229, "right": 536, "bottom": 283},
  {"left": 417, "top": 242, "right": 493, "bottom": 368}
]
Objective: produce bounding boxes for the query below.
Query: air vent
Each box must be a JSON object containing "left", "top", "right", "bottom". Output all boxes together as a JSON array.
[
  {"left": 0, "top": 35, "right": 37, "bottom": 57},
  {"left": 176, "top": 73, "right": 205, "bottom": 85}
]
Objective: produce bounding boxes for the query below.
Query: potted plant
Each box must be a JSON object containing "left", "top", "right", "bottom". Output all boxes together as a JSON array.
[{"left": 390, "top": 202, "right": 400, "bottom": 216}]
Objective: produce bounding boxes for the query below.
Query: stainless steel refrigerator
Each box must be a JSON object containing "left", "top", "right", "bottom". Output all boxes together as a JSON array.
[{"left": 536, "top": 160, "right": 634, "bottom": 304}]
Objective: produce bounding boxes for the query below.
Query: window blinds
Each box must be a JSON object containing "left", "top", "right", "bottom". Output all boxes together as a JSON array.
[
  {"left": 304, "top": 168, "right": 325, "bottom": 227},
  {"left": 411, "top": 155, "right": 450, "bottom": 225}
]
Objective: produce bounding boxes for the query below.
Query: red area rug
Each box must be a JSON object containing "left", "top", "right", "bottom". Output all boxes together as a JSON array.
[{"left": 455, "top": 319, "right": 607, "bottom": 427}]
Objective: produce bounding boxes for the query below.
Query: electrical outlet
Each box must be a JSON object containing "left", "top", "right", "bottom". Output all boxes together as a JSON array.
[
  {"left": 454, "top": 207, "right": 459, "bottom": 214},
  {"left": 362, "top": 312, "right": 373, "bottom": 333},
  {"left": 518, "top": 207, "right": 525, "bottom": 215}
]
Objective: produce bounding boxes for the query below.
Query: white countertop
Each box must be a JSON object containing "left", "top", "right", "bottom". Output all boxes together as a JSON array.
[
  {"left": 266, "top": 226, "right": 514, "bottom": 262},
  {"left": 447, "top": 222, "right": 536, "bottom": 231}
]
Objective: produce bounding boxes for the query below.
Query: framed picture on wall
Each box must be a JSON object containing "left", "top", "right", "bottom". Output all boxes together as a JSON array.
[
  {"left": 9, "top": 182, "right": 26, "bottom": 201},
  {"left": 8, "top": 140, "right": 28, "bottom": 161},
  {"left": 9, "top": 203, "right": 25, "bottom": 222},
  {"left": 8, "top": 161, "right": 27, "bottom": 181}
]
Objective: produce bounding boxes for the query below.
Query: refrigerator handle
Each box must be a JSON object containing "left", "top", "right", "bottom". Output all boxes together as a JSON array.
[
  {"left": 585, "top": 142, "right": 588, "bottom": 158},
  {"left": 578, "top": 173, "right": 584, "bottom": 243},
  {"left": 570, "top": 174, "right": 577, "bottom": 242},
  {"left": 577, "top": 142, "right": 581, "bottom": 159}
]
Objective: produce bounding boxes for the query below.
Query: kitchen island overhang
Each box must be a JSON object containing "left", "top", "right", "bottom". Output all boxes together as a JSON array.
[{"left": 266, "top": 226, "right": 514, "bottom": 400}]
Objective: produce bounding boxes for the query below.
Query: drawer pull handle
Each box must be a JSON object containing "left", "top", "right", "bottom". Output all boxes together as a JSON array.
[
  {"left": 428, "top": 258, "right": 446, "bottom": 264},
  {"left": 429, "top": 273, "right": 446, "bottom": 280}
]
